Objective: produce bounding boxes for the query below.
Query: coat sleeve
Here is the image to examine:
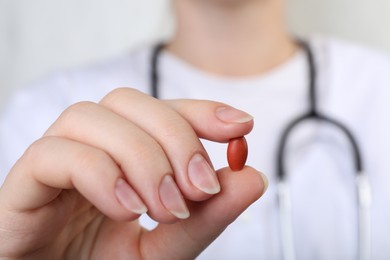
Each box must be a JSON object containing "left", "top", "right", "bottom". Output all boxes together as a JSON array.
[{"left": 0, "top": 73, "right": 72, "bottom": 184}]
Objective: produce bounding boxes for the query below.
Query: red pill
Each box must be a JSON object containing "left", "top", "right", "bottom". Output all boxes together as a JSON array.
[{"left": 227, "top": 136, "right": 248, "bottom": 171}]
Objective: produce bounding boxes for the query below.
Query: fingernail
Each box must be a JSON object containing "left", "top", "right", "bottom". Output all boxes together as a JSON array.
[
  {"left": 159, "top": 175, "right": 190, "bottom": 219},
  {"left": 216, "top": 106, "right": 253, "bottom": 123},
  {"left": 188, "top": 153, "right": 221, "bottom": 194},
  {"left": 259, "top": 172, "right": 269, "bottom": 196},
  {"left": 115, "top": 178, "right": 148, "bottom": 214}
]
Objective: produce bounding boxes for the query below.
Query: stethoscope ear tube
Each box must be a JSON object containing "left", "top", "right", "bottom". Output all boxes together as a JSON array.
[
  {"left": 150, "top": 39, "right": 371, "bottom": 260},
  {"left": 275, "top": 40, "right": 370, "bottom": 259},
  {"left": 278, "top": 180, "right": 296, "bottom": 260},
  {"left": 278, "top": 174, "right": 372, "bottom": 260},
  {"left": 356, "top": 172, "right": 372, "bottom": 260}
]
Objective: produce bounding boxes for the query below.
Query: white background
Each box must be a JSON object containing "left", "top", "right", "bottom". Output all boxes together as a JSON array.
[{"left": 1, "top": 0, "right": 390, "bottom": 109}]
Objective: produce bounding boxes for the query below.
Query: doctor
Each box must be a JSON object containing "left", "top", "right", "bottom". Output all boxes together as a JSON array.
[{"left": 1, "top": 0, "right": 390, "bottom": 259}]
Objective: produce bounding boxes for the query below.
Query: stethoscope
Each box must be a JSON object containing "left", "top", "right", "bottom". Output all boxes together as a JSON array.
[{"left": 149, "top": 40, "right": 372, "bottom": 260}]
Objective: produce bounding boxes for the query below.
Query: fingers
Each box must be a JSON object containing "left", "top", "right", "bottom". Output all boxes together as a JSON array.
[
  {"left": 0, "top": 136, "right": 144, "bottom": 221},
  {"left": 141, "top": 166, "right": 268, "bottom": 260},
  {"left": 45, "top": 101, "right": 187, "bottom": 223},
  {"left": 99, "top": 88, "right": 254, "bottom": 203},
  {"left": 2, "top": 87, "right": 256, "bottom": 225},
  {"left": 50, "top": 88, "right": 254, "bottom": 222},
  {"left": 165, "top": 99, "right": 254, "bottom": 142},
  {"left": 100, "top": 89, "right": 222, "bottom": 202}
]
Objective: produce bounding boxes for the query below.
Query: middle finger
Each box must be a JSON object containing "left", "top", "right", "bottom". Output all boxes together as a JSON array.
[
  {"left": 100, "top": 88, "right": 221, "bottom": 201},
  {"left": 45, "top": 101, "right": 188, "bottom": 223}
]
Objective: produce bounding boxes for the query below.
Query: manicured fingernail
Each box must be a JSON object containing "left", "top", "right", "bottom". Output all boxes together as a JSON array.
[
  {"left": 159, "top": 175, "right": 190, "bottom": 219},
  {"left": 188, "top": 153, "right": 221, "bottom": 194},
  {"left": 216, "top": 106, "right": 253, "bottom": 123},
  {"left": 260, "top": 172, "right": 269, "bottom": 196},
  {"left": 115, "top": 178, "right": 148, "bottom": 214}
]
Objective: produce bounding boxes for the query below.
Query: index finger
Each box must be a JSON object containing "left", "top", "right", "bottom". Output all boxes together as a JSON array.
[
  {"left": 99, "top": 88, "right": 254, "bottom": 202},
  {"left": 165, "top": 99, "right": 254, "bottom": 142}
]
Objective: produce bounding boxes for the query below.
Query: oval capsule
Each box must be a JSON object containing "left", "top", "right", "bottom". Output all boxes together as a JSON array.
[{"left": 227, "top": 136, "right": 248, "bottom": 171}]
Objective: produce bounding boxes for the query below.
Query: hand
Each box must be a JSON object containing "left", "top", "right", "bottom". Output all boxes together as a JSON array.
[{"left": 0, "top": 88, "right": 267, "bottom": 259}]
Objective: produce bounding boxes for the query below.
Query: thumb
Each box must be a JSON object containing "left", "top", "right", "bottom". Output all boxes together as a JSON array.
[{"left": 141, "top": 166, "right": 268, "bottom": 259}]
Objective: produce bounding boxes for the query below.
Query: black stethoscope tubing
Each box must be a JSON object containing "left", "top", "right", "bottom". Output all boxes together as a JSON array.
[
  {"left": 276, "top": 40, "right": 363, "bottom": 181},
  {"left": 150, "top": 40, "right": 363, "bottom": 179},
  {"left": 149, "top": 40, "right": 370, "bottom": 260}
]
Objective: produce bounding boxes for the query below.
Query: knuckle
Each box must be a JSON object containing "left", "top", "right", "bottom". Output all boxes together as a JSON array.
[
  {"left": 162, "top": 118, "right": 194, "bottom": 140},
  {"left": 23, "top": 136, "right": 55, "bottom": 165},
  {"left": 76, "top": 148, "right": 114, "bottom": 174},
  {"left": 100, "top": 87, "right": 140, "bottom": 107},
  {"left": 64, "top": 101, "right": 97, "bottom": 116},
  {"left": 55, "top": 101, "right": 97, "bottom": 130},
  {"left": 131, "top": 138, "right": 165, "bottom": 163}
]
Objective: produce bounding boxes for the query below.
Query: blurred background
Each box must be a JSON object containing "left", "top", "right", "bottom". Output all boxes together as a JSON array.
[{"left": 1, "top": 0, "right": 390, "bottom": 111}]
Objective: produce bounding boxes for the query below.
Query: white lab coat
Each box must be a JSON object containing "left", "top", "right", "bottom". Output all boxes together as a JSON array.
[{"left": 1, "top": 36, "right": 389, "bottom": 259}]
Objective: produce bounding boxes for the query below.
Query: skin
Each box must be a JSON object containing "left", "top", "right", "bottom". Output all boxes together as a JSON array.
[
  {"left": 0, "top": 88, "right": 265, "bottom": 259},
  {"left": 0, "top": 0, "right": 298, "bottom": 258},
  {"left": 168, "top": 0, "right": 297, "bottom": 76}
]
